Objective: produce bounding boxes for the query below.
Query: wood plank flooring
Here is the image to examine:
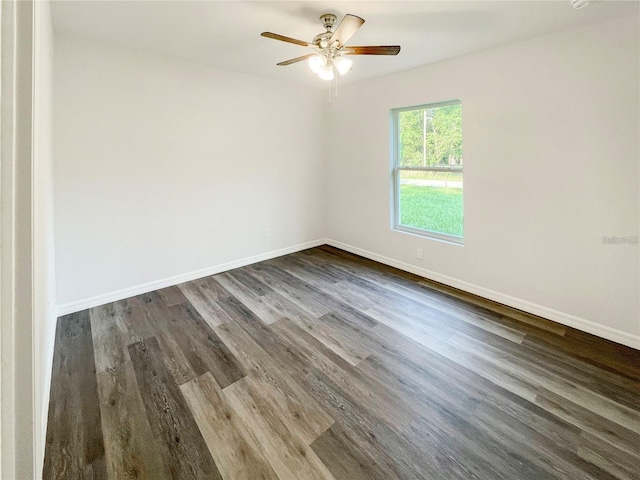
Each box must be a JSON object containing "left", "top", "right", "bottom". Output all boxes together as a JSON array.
[{"left": 43, "top": 246, "right": 640, "bottom": 480}]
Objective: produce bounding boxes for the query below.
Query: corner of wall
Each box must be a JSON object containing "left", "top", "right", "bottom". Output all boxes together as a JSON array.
[{"left": 33, "top": 0, "right": 56, "bottom": 477}]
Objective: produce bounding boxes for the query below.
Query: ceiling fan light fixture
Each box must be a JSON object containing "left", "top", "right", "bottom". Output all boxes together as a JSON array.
[
  {"left": 308, "top": 54, "right": 324, "bottom": 73},
  {"left": 334, "top": 56, "right": 353, "bottom": 75}
]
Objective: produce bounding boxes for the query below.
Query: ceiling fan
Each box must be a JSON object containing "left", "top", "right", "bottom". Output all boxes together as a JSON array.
[{"left": 261, "top": 13, "right": 401, "bottom": 81}]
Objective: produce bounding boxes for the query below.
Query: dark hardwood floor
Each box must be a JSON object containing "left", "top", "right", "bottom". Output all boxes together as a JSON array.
[{"left": 43, "top": 246, "right": 640, "bottom": 480}]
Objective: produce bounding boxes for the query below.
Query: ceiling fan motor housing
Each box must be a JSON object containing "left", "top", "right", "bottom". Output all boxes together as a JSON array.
[{"left": 313, "top": 32, "right": 333, "bottom": 48}]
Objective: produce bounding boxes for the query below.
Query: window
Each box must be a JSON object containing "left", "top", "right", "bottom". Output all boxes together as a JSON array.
[{"left": 391, "top": 100, "right": 463, "bottom": 244}]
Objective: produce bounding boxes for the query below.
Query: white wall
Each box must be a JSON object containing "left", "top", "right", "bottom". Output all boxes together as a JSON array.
[
  {"left": 54, "top": 36, "right": 327, "bottom": 309},
  {"left": 326, "top": 17, "right": 640, "bottom": 347},
  {"left": 33, "top": 0, "right": 56, "bottom": 476}
]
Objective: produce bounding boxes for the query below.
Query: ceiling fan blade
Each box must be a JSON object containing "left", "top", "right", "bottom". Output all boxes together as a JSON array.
[
  {"left": 330, "top": 14, "right": 365, "bottom": 47},
  {"left": 343, "top": 46, "right": 401, "bottom": 55},
  {"left": 261, "top": 32, "right": 310, "bottom": 47},
  {"left": 277, "top": 54, "right": 316, "bottom": 66}
]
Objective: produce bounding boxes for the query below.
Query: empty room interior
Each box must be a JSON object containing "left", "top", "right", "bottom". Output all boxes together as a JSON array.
[{"left": 1, "top": 0, "right": 639, "bottom": 479}]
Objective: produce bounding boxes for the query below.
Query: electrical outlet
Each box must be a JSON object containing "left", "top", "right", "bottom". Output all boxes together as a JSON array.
[
  {"left": 264, "top": 228, "right": 270, "bottom": 238},
  {"left": 416, "top": 248, "right": 423, "bottom": 260}
]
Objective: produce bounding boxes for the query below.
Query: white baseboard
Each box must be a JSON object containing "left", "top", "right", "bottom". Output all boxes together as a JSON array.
[
  {"left": 56, "top": 238, "right": 328, "bottom": 317},
  {"left": 325, "top": 239, "right": 640, "bottom": 350}
]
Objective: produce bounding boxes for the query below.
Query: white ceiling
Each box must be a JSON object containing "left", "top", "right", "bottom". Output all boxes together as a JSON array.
[{"left": 51, "top": 1, "right": 639, "bottom": 89}]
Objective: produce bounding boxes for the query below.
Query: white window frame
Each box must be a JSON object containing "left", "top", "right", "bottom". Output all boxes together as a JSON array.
[{"left": 391, "top": 99, "right": 464, "bottom": 245}]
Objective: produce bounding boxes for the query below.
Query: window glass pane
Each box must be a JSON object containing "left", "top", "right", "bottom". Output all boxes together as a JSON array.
[
  {"left": 398, "top": 104, "right": 463, "bottom": 167},
  {"left": 398, "top": 170, "right": 463, "bottom": 237}
]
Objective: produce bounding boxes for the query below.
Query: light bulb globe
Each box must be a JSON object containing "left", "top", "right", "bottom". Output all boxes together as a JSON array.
[
  {"left": 319, "top": 64, "right": 334, "bottom": 81},
  {"left": 308, "top": 55, "right": 324, "bottom": 74},
  {"left": 334, "top": 56, "right": 352, "bottom": 75}
]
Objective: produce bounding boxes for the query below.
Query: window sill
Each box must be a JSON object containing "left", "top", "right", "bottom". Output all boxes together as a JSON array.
[{"left": 392, "top": 225, "right": 464, "bottom": 246}]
